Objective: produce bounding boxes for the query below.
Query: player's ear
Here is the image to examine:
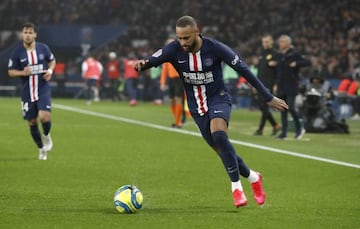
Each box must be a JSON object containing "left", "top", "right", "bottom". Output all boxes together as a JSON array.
[{"left": 194, "top": 27, "right": 200, "bottom": 35}]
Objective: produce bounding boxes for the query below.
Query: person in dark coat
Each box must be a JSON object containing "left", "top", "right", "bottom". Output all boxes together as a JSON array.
[
  {"left": 254, "top": 35, "right": 281, "bottom": 136},
  {"left": 275, "top": 35, "right": 310, "bottom": 139}
]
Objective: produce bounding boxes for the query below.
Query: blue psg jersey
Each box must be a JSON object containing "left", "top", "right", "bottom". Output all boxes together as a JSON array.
[
  {"left": 8, "top": 42, "right": 55, "bottom": 102},
  {"left": 147, "top": 36, "right": 273, "bottom": 115}
]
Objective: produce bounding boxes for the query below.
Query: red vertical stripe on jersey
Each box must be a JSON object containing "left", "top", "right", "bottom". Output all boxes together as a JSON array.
[
  {"left": 197, "top": 86, "right": 207, "bottom": 114},
  {"left": 192, "top": 53, "right": 206, "bottom": 115},
  {"left": 192, "top": 53, "right": 198, "bottom": 71}
]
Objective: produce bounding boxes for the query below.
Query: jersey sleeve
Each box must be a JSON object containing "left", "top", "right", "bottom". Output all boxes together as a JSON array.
[
  {"left": 43, "top": 44, "right": 55, "bottom": 62},
  {"left": 146, "top": 43, "right": 175, "bottom": 70},
  {"left": 215, "top": 41, "right": 273, "bottom": 102},
  {"left": 8, "top": 49, "right": 20, "bottom": 70}
]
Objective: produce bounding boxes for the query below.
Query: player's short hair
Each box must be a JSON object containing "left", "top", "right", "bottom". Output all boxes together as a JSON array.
[
  {"left": 176, "top": 16, "right": 197, "bottom": 28},
  {"left": 22, "top": 22, "right": 36, "bottom": 32}
]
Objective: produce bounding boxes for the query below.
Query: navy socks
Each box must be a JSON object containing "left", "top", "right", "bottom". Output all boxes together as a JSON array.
[
  {"left": 42, "top": 121, "right": 51, "bottom": 136},
  {"left": 30, "top": 124, "right": 43, "bottom": 148},
  {"left": 212, "top": 131, "right": 250, "bottom": 182}
]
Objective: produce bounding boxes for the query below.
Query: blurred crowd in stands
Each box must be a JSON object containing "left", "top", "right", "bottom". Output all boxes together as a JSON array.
[
  {"left": 1, "top": 0, "right": 358, "bottom": 78},
  {"left": 0, "top": 0, "right": 359, "bottom": 120}
]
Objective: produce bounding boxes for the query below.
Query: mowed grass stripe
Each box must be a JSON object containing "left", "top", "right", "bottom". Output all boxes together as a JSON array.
[{"left": 53, "top": 103, "right": 360, "bottom": 169}]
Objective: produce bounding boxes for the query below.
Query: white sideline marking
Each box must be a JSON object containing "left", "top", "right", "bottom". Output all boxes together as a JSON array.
[{"left": 53, "top": 103, "right": 360, "bottom": 169}]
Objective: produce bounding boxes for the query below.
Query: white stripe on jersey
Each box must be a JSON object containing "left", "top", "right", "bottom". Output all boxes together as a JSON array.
[
  {"left": 188, "top": 51, "right": 203, "bottom": 71},
  {"left": 27, "top": 50, "right": 39, "bottom": 102},
  {"left": 189, "top": 51, "right": 207, "bottom": 115},
  {"left": 193, "top": 85, "right": 208, "bottom": 116}
]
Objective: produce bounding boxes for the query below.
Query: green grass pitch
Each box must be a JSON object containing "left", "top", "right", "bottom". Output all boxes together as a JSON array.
[{"left": 0, "top": 97, "right": 359, "bottom": 228}]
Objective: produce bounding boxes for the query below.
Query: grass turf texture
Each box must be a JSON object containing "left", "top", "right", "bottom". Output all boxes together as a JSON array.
[{"left": 0, "top": 97, "right": 359, "bottom": 229}]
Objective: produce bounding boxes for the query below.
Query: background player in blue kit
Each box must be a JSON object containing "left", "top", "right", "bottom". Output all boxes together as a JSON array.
[
  {"left": 8, "top": 22, "right": 56, "bottom": 160},
  {"left": 134, "top": 16, "right": 288, "bottom": 208}
]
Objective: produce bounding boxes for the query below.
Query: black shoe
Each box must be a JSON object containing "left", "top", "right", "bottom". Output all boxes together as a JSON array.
[
  {"left": 272, "top": 125, "right": 281, "bottom": 136},
  {"left": 276, "top": 133, "right": 286, "bottom": 140},
  {"left": 253, "top": 129, "right": 263, "bottom": 136}
]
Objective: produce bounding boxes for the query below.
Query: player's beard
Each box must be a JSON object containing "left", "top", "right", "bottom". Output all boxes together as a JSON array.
[
  {"left": 23, "top": 37, "right": 34, "bottom": 47},
  {"left": 182, "top": 39, "right": 197, "bottom": 53}
]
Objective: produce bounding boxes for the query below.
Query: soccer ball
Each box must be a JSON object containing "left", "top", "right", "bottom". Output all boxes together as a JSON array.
[{"left": 114, "top": 185, "right": 143, "bottom": 214}]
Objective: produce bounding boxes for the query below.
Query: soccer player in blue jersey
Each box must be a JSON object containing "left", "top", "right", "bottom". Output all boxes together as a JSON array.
[
  {"left": 134, "top": 16, "right": 288, "bottom": 207},
  {"left": 8, "top": 22, "right": 56, "bottom": 160}
]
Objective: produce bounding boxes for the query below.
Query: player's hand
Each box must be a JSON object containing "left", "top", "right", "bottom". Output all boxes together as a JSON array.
[
  {"left": 23, "top": 66, "right": 31, "bottom": 76},
  {"left": 133, "top": 60, "right": 148, "bottom": 72},
  {"left": 43, "top": 69, "right": 53, "bottom": 81},
  {"left": 267, "top": 96, "right": 288, "bottom": 111}
]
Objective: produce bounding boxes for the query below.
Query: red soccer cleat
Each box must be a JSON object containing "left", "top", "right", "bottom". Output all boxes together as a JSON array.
[
  {"left": 251, "top": 173, "right": 266, "bottom": 205},
  {"left": 232, "top": 189, "right": 247, "bottom": 208}
]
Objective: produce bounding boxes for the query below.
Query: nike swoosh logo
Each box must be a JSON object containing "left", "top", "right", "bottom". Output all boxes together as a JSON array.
[
  {"left": 46, "top": 105, "right": 51, "bottom": 109},
  {"left": 214, "top": 110, "right": 223, "bottom": 113},
  {"left": 178, "top": 60, "right": 187, "bottom": 64},
  {"left": 20, "top": 58, "right": 27, "bottom": 62}
]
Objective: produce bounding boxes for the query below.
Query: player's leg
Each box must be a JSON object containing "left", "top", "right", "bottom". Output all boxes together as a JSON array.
[
  {"left": 38, "top": 89, "right": 53, "bottom": 152},
  {"left": 39, "top": 110, "right": 52, "bottom": 151},
  {"left": 209, "top": 117, "right": 248, "bottom": 207},
  {"left": 209, "top": 103, "right": 265, "bottom": 206},
  {"left": 23, "top": 101, "right": 46, "bottom": 160},
  {"left": 28, "top": 118, "right": 43, "bottom": 149}
]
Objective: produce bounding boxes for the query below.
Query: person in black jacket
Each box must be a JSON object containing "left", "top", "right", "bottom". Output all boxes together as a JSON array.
[
  {"left": 276, "top": 35, "right": 310, "bottom": 139},
  {"left": 254, "top": 35, "right": 281, "bottom": 136}
]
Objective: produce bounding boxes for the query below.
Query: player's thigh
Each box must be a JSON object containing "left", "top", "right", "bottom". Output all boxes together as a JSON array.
[
  {"left": 38, "top": 92, "right": 52, "bottom": 121},
  {"left": 192, "top": 113, "right": 214, "bottom": 147},
  {"left": 21, "top": 100, "right": 38, "bottom": 120},
  {"left": 208, "top": 103, "right": 231, "bottom": 123}
]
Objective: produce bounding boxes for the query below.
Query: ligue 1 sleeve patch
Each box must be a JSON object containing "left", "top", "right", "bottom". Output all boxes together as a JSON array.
[
  {"left": 8, "top": 59, "right": 13, "bottom": 67},
  {"left": 152, "top": 49, "right": 162, "bottom": 58},
  {"left": 231, "top": 55, "right": 240, "bottom": 65}
]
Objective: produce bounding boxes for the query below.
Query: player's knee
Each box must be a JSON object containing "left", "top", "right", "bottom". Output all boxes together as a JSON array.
[
  {"left": 39, "top": 112, "right": 51, "bottom": 123},
  {"left": 211, "top": 131, "right": 228, "bottom": 147},
  {"left": 28, "top": 119, "right": 37, "bottom": 126}
]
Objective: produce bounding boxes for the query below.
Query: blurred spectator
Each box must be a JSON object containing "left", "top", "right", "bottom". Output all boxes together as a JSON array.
[
  {"left": 123, "top": 55, "right": 139, "bottom": 106},
  {"left": 160, "top": 38, "right": 184, "bottom": 128},
  {"left": 81, "top": 54, "right": 103, "bottom": 105},
  {"left": 106, "top": 51, "right": 121, "bottom": 101},
  {"left": 275, "top": 35, "right": 310, "bottom": 140},
  {"left": 53, "top": 60, "right": 66, "bottom": 96},
  {"left": 149, "top": 67, "right": 163, "bottom": 105}
]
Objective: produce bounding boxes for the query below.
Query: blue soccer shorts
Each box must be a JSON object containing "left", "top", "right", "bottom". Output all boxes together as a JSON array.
[
  {"left": 21, "top": 89, "right": 51, "bottom": 120},
  {"left": 191, "top": 102, "right": 232, "bottom": 148}
]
